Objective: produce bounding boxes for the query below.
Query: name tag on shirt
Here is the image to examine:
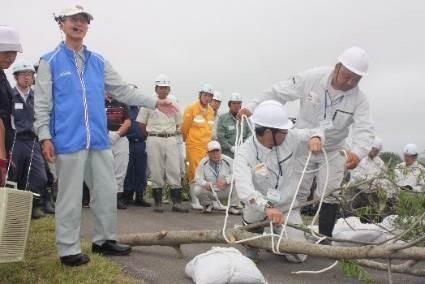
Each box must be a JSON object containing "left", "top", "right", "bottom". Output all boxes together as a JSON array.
[
  {"left": 14, "top": 103, "right": 24, "bottom": 110},
  {"left": 228, "top": 125, "right": 235, "bottom": 130}
]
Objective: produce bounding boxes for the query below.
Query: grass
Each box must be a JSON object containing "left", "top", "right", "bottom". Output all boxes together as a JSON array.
[{"left": 0, "top": 216, "right": 140, "bottom": 284}]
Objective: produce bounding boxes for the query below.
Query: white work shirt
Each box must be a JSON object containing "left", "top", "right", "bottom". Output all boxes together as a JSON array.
[
  {"left": 137, "top": 103, "right": 182, "bottom": 134},
  {"left": 350, "top": 155, "right": 385, "bottom": 192},
  {"left": 246, "top": 67, "right": 375, "bottom": 159},
  {"left": 394, "top": 161, "right": 425, "bottom": 192},
  {"left": 234, "top": 128, "right": 322, "bottom": 213},
  {"left": 194, "top": 154, "right": 233, "bottom": 190}
]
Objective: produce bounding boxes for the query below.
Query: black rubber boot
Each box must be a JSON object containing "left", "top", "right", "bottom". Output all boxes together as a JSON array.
[
  {"left": 152, "top": 188, "right": 164, "bottom": 213},
  {"left": 43, "top": 190, "right": 55, "bottom": 214},
  {"left": 32, "top": 198, "right": 46, "bottom": 219},
  {"left": 122, "top": 191, "right": 133, "bottom": 206},
  {"left": 134, "top": 192, "right": 151, "bottom": 207},
  {"left": 170, "top": 188, "right": 189, "bottom": 213},
  {"left": 318, "top": 203, "right": 339, "bottom": 239},
  {"left": 117, "top": 193, "right": 127, "bottom": 209}
]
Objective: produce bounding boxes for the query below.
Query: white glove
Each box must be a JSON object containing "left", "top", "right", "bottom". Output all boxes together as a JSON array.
[
  {"left": 230, "top": 146, "right": 235, "bottom": 153},
  {"left": 109, "top": 131, "right": 120, "bottom": 145}
]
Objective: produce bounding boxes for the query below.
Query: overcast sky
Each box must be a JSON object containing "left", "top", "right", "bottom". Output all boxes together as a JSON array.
[{"left": 3, "top": 0, "right": 424, "bottom": 154}]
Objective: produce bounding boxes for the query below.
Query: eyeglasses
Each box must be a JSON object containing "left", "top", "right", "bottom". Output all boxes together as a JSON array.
[{"left": 18, "top": 72, "right": 34, "bottom": 77}]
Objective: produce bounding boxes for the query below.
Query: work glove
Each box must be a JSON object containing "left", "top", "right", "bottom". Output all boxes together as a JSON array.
[
  {"left": 109, "top": 131, "right": 121, "bottom": 145},
  {"left": 230, "top": 146, "right": 235, "bottom": 153}
]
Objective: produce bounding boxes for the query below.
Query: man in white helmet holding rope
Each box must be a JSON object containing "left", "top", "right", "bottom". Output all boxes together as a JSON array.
[
  {"left": 234, "top": 100, "right": 323, "bottom": 262},
  {"left": 238, "top": 47, "right": 375, "bottom": 240}
]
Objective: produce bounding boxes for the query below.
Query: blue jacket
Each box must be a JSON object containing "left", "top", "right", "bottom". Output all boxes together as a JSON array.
[{"left": 41, "top": 42, "right": 108, "bottom": 154}]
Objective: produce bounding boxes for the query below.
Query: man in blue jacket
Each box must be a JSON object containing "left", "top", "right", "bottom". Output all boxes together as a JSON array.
[{"left": 34, "top": 5, "right": 176, "bottom": 267}]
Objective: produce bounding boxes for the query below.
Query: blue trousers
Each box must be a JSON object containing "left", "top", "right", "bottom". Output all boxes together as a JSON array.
[
  {"left": 10, "top": 138, "right": 47, "bottom": 197},
  {"left": 124, "top": 141, "right": 147, "bottom": 194}
]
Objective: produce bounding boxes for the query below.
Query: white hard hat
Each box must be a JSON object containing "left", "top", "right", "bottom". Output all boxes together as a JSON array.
[
  {"left": 212, "top": 91, "right": 222, "bottom": 102},
  {"left": 12, "top": 60, "right": 35, "bottom": 74},
  {"left": 229, "top": 92, "right": 242, "bottom": 102},
  {"left": 199, "top": 83, "right": 214, "bottom": 95},
  {"left": 207, "top": 140, "right": 221, "bottom": 152},
  {"left": 57, "top": 5, "right": 94, "bottom": 21},
  {"left": 0, "top": 25, "right": 22, "bottom": 52},
  {"left": 251, "top": 100, "right": 293, "bottom": 130},
  {"left": 337, "top": 46, "right": 369, "bottom": 76},
  {"left": 155, "top": 74, "right": 170, "bottom": 87},
  {"left": 371, "top": 137, "right": 383, "bottom": 151},
  {"left": 403, "top": 143, "right": 418, "bottom": 155}
]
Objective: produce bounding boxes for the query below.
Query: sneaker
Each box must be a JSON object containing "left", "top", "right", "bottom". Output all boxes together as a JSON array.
[
  {"left": 228, "top": 206, "right": 241, "bottom": 215},
  {"left": 212, "top": 201, "right": 227, "bottom": 211},
  {"left": 191, "top": 203, "right": 203, "bottom": 210},
  {"left": 202, "top": 204, "right": 213, "bottom": 213}
]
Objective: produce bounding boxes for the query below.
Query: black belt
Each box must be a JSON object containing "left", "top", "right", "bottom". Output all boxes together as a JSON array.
[
  {"left": 148, "top": 133, "right": 176, "bottom": 138},
  {"left": 127, "top": 137, "right": 144, "bottom": 143}
]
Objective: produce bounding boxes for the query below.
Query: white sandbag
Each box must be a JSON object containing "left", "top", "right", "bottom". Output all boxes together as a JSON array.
[
  {"left": 185, "top": 247, "right": 266, "bottom": 284},
  {"left": 332, "top": 216, "right": 400, "bottom": 247}
]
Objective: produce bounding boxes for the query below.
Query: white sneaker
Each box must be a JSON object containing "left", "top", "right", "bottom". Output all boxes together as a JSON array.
[
  {"left": 212, "top": 201, "right": 227, "bottom": 211},
  {"left": 191, "top": 203, "right": 203, "bottom": 210},
  {"left": 202, "top": 204, "right": 213, "bottom": 213},
  {"left": 228, "top": 206, "right": 241, "bottom": 215}
]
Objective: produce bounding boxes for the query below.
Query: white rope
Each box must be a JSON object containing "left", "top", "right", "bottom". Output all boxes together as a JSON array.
[{"left": 292, "top": 260, "right": 339, "bottom": 274}]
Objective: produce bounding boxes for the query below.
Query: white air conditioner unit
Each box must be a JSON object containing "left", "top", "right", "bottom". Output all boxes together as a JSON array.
[{"left": 0, "top": 186, "right": 33, "bottom": 263}]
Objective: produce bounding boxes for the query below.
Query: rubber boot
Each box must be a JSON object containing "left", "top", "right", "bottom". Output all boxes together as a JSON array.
[
  {"left": 32, "top": 198, "right": 46, "bottom": 219},
  {"left": 171, "top": 188, "right": 189, "bottom": 213},
  {"left": 318, "top": 203, "right": 339, "bottom": 240},
  {"left": 122, "top": 191, "right": 133, "bottom": 206},
  {"left": 152, "top": 188, "right": 164, "bottom": 213},
  {"left": 117, "top": 193, "right": 127, "bottom": 209},
  {"left": 43, "top": 190, "right": 55, "bottom": 214},
  {"left": 134, "top": 191, "right": 151, "bottom": 207}
]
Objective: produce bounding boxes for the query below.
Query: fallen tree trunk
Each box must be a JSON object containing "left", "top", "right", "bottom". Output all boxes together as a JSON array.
[{"left": 118, "top": 228, "right": 425, "bottom": 261}]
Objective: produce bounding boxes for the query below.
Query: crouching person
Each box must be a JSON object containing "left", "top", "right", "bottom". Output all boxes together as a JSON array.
[
  {"left": 233, "top": 100, "right": 323, "bottom": 263},
  {"left": 193, "top": 140, "right": 240, "bottom": 214}
]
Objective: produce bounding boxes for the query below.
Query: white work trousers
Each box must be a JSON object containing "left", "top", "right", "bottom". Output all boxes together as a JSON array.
[
  {"left": 193, "top": 184, "right": 239, "bottom": 207},
  {"left": 146, "top": 136, "right": 181, "bottom": 188},
  {"left": 55, "top": 149, "right": 117, "bottom": 256},
  {"left": 242, "top": 206, "right": 307, "bottom": 263},
  {"left": 294, "top": 149, "right": 346, "bottom": 204},
  {"left": 111, "top": 135, "right": 129, "bottom": 193}
]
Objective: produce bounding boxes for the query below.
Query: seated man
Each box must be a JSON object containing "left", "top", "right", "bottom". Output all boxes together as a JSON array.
[
  {"left": 233, "top": 100, "right": 322, "bottom": 263},
  {"left": 394, "top": 143, "right": 425, "bottom": 193},
  {"left": 349, "top": 137, "right": 386, "bottom": 223},
  {"left": 193, "top": 140, "right": 240, "bottom": 214}
]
